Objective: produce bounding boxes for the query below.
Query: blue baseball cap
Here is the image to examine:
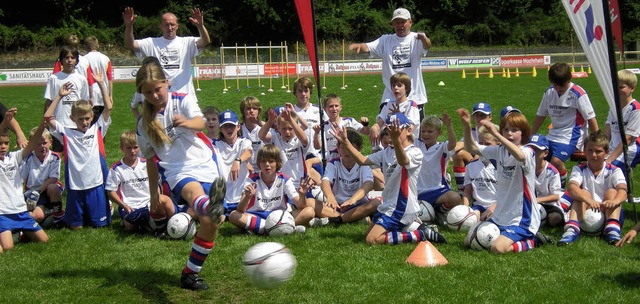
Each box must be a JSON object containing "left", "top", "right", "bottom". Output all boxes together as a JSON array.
[
  {"left": 385, "top": 113, "right": 412, "bottom": 128},
  {"left": 273, "top": 106, "right": 286, "bottom": 116},
  {"left": 527, "top": 134, "right": 549, "bottom": 150},
  {"left": 472, "top": 102, "right": 492, "bottom": 115},
  {"left": 219, "top": 110, "right": 239, "bottom": 126},
  {"left": 500, "top": 106, "right": 521, "bottom": 120}
]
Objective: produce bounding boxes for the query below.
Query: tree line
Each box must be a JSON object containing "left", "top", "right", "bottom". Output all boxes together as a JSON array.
[{"left": 0, "top": 0, "right": 638, "bottom": 54}]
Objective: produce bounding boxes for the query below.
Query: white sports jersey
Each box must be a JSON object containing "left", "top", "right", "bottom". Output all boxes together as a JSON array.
[
  {"left": 319, "top": 117, "right": 364, "bottom": 159},
  {"left": 213, "top": 138, "right": 252, "bottom": 204},
  {"left": 135, "top": 36, "right": 201, "bottom": 97},
  {"left": 241, "top": 123, "right": 263, "bottom": 171},
  {"left": 536, "top": 83, "right": 596, "bottom": 146},
  {"left": 415, "top": 140, "right": 454, "bottom": 193},
  {"left": 377, "top": 99, "right": 420, "bottom": 139},
  {"left": 323, "top": 158, "right": 373, "bottom": 204},
  {"left": 51, "top": 117, "right": 110, "bottom": 190},
  {"left": 43, "top": 71, "right": 91, "bottom": 128},
  {"left": 463, "top": 158, "right": 497, "bottom": 208},
  {"left": 0, "top": 150, "right": 27, "bottom": 214},
  {"left": 479, "top": 145, "right": 540, "bottom": 233},
  {"left": 569, "top": 162, "right": 626, "bottom": 201},
  {"left": 367, "top": 145, "right": 423, "bottom": 225},
  {"left": 83, "top": 51, "right": 113, "bottom": 107},
  {"left": 136, "top": 92, "right": 219, "bottom": 189},
  {"left": 244, "top": 172, "right": 298, "bottom": 212},
  {"left": 266, "top": 129, "right": 310, "bottom": 188},
  {"left": 535, "top": 162, "right": 563, "bottom": 199},
  {"left": 21, "top": 150, "right": 62, "bottom": 191},
  {"left": 105, "top": 158, "right": 151, "bottom": 210},
  {"left": 294, "top": 104, "right": 327, "bottom": 128},
  {"left": 366, "top": 32, "right": 428, "bottom": 105},
  {"left": 606, "top": 99, "right": 640, "bottom": 164},
  {"left": 130, "top": 92, "right": 144, "bottom": 110}
]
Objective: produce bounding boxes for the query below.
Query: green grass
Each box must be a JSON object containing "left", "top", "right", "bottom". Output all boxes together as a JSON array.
[{"left": 1, "top": 71, "right": 640, "bottom": 303}]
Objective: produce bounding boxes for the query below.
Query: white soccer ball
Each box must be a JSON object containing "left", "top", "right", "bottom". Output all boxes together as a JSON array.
[
  {"left": 417, "top": 201, "right": 436, "bottom": 223},
  {"left": 580, "top": 209, "right": 605, "bottom": 234},
  {"left": 265, "top": 210, "right": 296, "bottom": 236},
  {"left": 167, "top": 212, "right": 196, "bottom": 240},
  {"left": 446, "top": 205, "right": 478, "bottom": 231},
  {"left": 465, "top": 221, "right": 501, "bottom": 250},
  {"left": 243, "top": 242, "right": 297, "bottom": 289}
]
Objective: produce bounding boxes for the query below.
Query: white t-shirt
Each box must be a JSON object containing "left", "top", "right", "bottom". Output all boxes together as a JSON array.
[
  {"left": 294, "top": 104, "right": 327, "bottom": 128},
  {"left": 319, "top": 117, "right": 364, "bottom": 159},
  {"left": 535, "top": 162, "right": 563, "bottom": 201},
  {"left": 415, "top": 140, "right": 454, "bottom": 194},
  {"left": 0, "top": 150, "right": 27, "bottom": 214},
  {"left": 464, "top": 158, "right": 497, "bottom": 208},
  {"left": 536, "top": 83, "right": 596, "bottom": 146},
  {"left": 136, "top": 92, "right": 219, "bottom": 189},
  {"left": 367, "top": 145, "right": 423, "bottom": 225},
  {"left": 323, "top": 158, "right": 373, "bottom": 204},
  {"left": 377, "top": 99, "right": 420, "bottom": 139},
  {"left": 366, "top": 32, "right": 428, "bottom": 105},
  {"left": 213, "top": 138, "right": 252, "bottom": 204},
  {"left": 20, "top": 150, "right": 61, "bottom": 191},
  {"left": 244, "top": 172, "right": 298, "bottom": 212},
  {"left": 479, "top": 145, "right": 540, "bottom": 234},
  {"left": 241, "top": 123, "right": 263, "bottom": 171},
  {"left": 105, "top": 157, "right": 151, "bottom": 210},
  {"left": 51, "top": 117, "right": 110, "bottom": 190},
  {"left": 606, "top": 99, "right": 640, "bottom": 164},
  {"left": 265, "top": 129, "right": 310, "bottom": 188},
  {"left": 135, "top": 36, "right": 201, "bottom": 97},
  {"left": 568, "top": 162, "right": 626, "bottom": 201},
  {"left": 83, "top": 51, "right": 113, "bottom": 106},
  {"left": 43, "top": 71, "right": 91, "bottom": 128}
]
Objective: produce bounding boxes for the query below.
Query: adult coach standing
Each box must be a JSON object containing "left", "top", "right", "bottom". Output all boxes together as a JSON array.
[
  {"left": 349, "top": 8, "right": 431, "bottom": 120},
  {"left": 123, "top": 7, "right": 210, "bottom": 98}
]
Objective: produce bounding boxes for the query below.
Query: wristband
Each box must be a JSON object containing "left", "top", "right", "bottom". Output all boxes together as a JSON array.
[{"left": 235, "top": 157, "right": 242, "bottom": 163}]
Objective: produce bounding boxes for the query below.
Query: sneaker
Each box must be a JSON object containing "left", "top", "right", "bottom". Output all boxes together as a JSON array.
[
  {"left": 207, "top": 177, "right": 226, "bottom": 223},
  {"left": 418, "top": 223, "right": 447, "bottom": 244},
  {"left": 153, "top": 230, "right": 168, "bottom": 239},
  {"left": 180, "top": 272, "right": 209, "bottom": 290},
  {"left": 604, "top": 232, "right": 621, "bottom": 245},
  {"left": 558, "top": 230, "right": 579, "bottom": 246},
  {"left": 309, "top": 217, "right": 329, "bottom": 227},
  {"left": 534, "top": 232, "right": 554, "bottom": 246},
  {"left": 295, "top": 225, "right": 306, "bottom": 234}
]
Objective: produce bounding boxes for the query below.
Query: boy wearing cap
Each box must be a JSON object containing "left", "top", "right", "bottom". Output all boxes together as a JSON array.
[
  {"left": 212, "top": 110, "right": 252, "bottom": 215},
  {"left": 452, "top": 102, "right": 493, "bottom": 189},
  {"left": 527, "top": 134, "right": 565, "bottom": 228},
  {"left": 532, "top": 62, "right": 599, "bottom": 187},
  {"left": 348, "top": 8, "right": 431, "bottom": 121},
  {"left": 500, "top": 106, "right": 521, "bottom": 122}
]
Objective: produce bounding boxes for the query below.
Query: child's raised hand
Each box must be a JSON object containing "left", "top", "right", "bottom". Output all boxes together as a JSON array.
[
  {"left": 329, "top": 123, "right": 346, "bottom": 143},
  {"left": 284, "top": 103, "right": 295, "bottom": 112},
  {"left": 441, "top": 112, "right": 452, "bottom": 126},
  {"left": 243, "top": 182, "right": 257, "bottom": 197},
  {"left": 58, "top": 82, "right": 74, "bottom": 97},
  {"left": 3, "top": 108, "right": 17, "bottom": 122},
  {"left": 91, "top": 68, "right": 103, "bottom": 83},
  {"left": 456, "top": 108, "right": 470, "bottom": 125},
  {"left": 480, "top": 120, "right": 499, "bottom": 135},
  {"left": 312, "top": 124, "right": 321, "bottom": 135},
  {"left": 298, "top": 176, "right": 316, "bottom": 194},
  {"left": 280, "top": 108, "right": 292, "bottom": 122},
  {"left": 389, "top": 102, "right": 400, "bottom": 114},
  {"left": 267, "top": 108, "right": 278, "bottom": 123},
  {"left": 387, "top": 119, "right": 402, "bottom": 138},
  {"left": 360, "top": 117, "right": 369, "bottom": 126}
]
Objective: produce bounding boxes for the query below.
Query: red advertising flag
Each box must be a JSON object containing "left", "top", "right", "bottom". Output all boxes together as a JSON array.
[
  {"left": 294, "top": 0, "right": 319, "bottom": 81},
  {"left": 608, "top": 0, "right": 624, "bottom": 53}
]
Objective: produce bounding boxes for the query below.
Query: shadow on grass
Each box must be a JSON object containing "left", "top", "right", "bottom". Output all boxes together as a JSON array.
[
  {"left": 602, "top": 272, "right": 640, "bottom": 289},
  {"left": 47, "top": 267, "right": 177, "bottom": 303}
]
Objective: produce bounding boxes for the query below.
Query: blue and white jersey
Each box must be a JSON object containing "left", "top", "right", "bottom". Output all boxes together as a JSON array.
[
  {"left": 0, "top": 150, "right": 27, "bottom": 214},
  {"left": 415, "top": 140, "right": 454, "bottom": 194},
  {"left": 323, "top": 158, "right": 373, "bottom": 204},
  {"left": 43, "top": 71, "right": 90, "bottom": 128},
  {"left": 136, "top": 92, "right": 219, "bottom": 189},
  {"left": 319, "top": 117, "right": 364, "bottom": 159},
  {"left": 568, "top": 162, "right": 626, "bottom": 201},
  {"left": 244, "top": 172, "right": 298, "bottom": 212},
  {"left": 105, "top": 157, "right": 151, "bottom": 210},
  {"left": 606, "top": 99, "right": 640, "bottom": 165},
  {"left": 21, "top": 150, "right": 62, "bottom": 192},
  {"left": 479, "top": 144, "right": 540, "bottom": 234},
  {"left": 240, "top": 123, "right": 263, "bottom": 171},
  {"left": 266, "top": 129, "right": 310, "bottom": 188},
  {"left": 464, "top": 158, "right": 497, "bottom": 208},
  {"left": 367, "top": 145, "right": 422, "bottom": 225},
  {"left": 213, "top": 138, "right": 252, "bottom": 204},
  {"left": 377, "top": 99, "right": 420, "bottom": 139},
  {"left": 535, "top": 162, "right": 563, "bottom": 199}
]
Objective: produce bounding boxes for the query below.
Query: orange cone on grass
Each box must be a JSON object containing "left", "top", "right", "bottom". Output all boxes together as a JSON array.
[{"left": 406, "top": 241, "right": 448, "bottom": 267}]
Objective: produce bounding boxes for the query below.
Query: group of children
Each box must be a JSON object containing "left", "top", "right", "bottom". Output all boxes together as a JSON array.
[{"left": 1, "top": 53, "right": 640, "bottom": 289}]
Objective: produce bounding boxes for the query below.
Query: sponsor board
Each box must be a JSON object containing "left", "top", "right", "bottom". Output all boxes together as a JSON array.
[
  {"left": 447, "top": 57, "right": 500, "bottom": 68},
  {"left": 421, "top": 59, "right": 447, "bottom": 69},
  {"left": 500, "top": 55, "right": 551, "bottom": 67},
  {"left": 0, "top": 70, "right": 52, "bottom": 83}
]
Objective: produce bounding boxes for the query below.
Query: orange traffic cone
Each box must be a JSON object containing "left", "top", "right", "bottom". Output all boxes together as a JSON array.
[{"left": 406, "top": 241, "right": 448, "bottom": 267}]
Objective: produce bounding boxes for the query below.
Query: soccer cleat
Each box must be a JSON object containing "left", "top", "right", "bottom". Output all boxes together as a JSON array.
[
  {"left": 153, "top": 230, "right": 168, "bottom": 239},
  {"left": 418, "top": 223, "right": 447, "bottom": 244},
  {"left": 534, "top": 232, "right": 554, "bottom": 246},
  {"left": 558, "top": 230, "right": 579, "bottom": 246},
  {"left": 180, "top": 272, "right": 209, "bottom": 290},
  {"left": 294, "top": 225, "right": 306, "bottom": 234},
  {"left": 207, "top": 177, "right": 227, "bottom": 223},
  {"left": 604, "top": 233, "right": 621, "bottom": 245}
]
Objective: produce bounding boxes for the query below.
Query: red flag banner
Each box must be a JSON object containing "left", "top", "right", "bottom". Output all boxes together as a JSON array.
[
  {"left": 295, "top": 0, "right": 319, "bottom": 81},
  {"left": 608, "top": 0, "right": 623, "bottom": 53}
]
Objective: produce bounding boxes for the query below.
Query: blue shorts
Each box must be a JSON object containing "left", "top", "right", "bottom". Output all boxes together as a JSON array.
[
  {"left": 490, "top": 220, "right": 534, "bottom": 243},
  {"left": 65, "top": 185, "right": 110, "bottom": 228},
  {"left": 224, "top": 200, "right": 239, "bottom": 216},
  {"left": 118, "top": 206, "right": 150, "bottom": 227},
  {"left": 418, "top": 186, "right": 452, "bottom": 204},
  {"left": 339, "top": 200, "right": 367, "bottom": 213},
  {"left": 0, "top": 212, "right": 42, "bottom": 233},
  {"left": 471, "top": 204, "right": 488, "bottom": 213},
  {"left": 547, "top": 140, "right": 577, "bottom": 163},
  {"left": 247, "top": 210, "right": 271, "bottom": 220},
  {"left": 372, "top": 212, "right": 404, "bottom": 232},
  {"left": 172, "top": 177, "right": 212, "bottom": 203}
]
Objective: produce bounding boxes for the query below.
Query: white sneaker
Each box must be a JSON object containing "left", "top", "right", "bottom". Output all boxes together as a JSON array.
[
  {"left": 295, "top": 225, "right": 306, "bottom": 234},
  {"left": 309, "top": 217, "right": 329, "bottom": 227}
]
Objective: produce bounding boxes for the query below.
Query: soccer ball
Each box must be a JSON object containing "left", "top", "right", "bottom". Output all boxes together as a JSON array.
[
  {"left": 446, "top": 205, "right": 478, "bottom": 231},
  {"left": 465, "top": 221, "right": 500, "bottom": 251},
  {"left": 580, "top": 209, "right": 605, "bottom": 234},
  {"left": 166, "top": 213, "right": 197, "bottom": 240},
  {"left": 417, "top": 201, "right": 436, "bottom": 223},
  {"left": 265, "top": 210, "right": 296, "bottom": 236},
  {"left": 243, "top": 242, "right": 297, "bottom": 289}
]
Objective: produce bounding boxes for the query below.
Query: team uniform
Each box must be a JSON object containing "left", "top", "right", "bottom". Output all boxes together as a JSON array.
[
  {"left": 43, "top": 71, "right": 91, "bottom": 129},
  {"left": 240, "top": 123, "right": 263, "bottom": 172},
  {"left": 241, "top": 172, "right": 298, "bottom": 235},
  {"left": 0, "top": 150, "right": 43, "bottom": 234},
  {"left": 105, "top": 157, "right": 153, "bottom": 229},
  {"left": 366, "top": 32, "right": 428, "bottom": 106},
  {"left": 51, "top": 116, "right": 110, "bottom": 228},
  {"left": 322, "top": 157, "right": 374, "bottom": 211},
  {"left": 605, "top": 99, "right": 640, "bottom": 170},
  {"left": 293, "top": 104, "right": 326, "bottom": 174},
  {"left": 416, "top": 140, "right": 454, "bottom": 207},
  {"left": 377, "top": 100, "right": 420, "bottom": 139},
  {"left": 212, "top": 138, "right": 252, "bottom": 213},
  {"left": 535, "top": 162, "right": 566, "bottom": 221},
  {"left": 134, "top": 36, "right": 201, "bottom": 97},
  {"left": 20, "top": 150, "right": 63, "bottom": 207},
  {"left": 83, "top": 50, "right": 113, "bottom": 115},
  {"left": 318, "top": 117, "right": 365, "bottom": 160},
  {"left": 264, "top": 129, "right": 310, "bottom": 188},
  {"left": 478, "top": 144, "right": 540, "bottom": 243},
  {"left": 536, "top": 83, "right": 596, "bottom": 161},
  {"left": 463, "top": 158, "right": 497, "bottom": 213}
]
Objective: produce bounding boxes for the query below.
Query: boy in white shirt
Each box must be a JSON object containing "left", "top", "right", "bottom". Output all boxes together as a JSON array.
[
  {"left": 239, "top": 96, "right": 264, "bottom": 172},
  {"left": 526, "top": 134, "right": 565, "bottom": 228},
  {"left": 463, "top": 126, "right": 497, "bottom": 220},
  {"left": 604, "top": 69, "right": 640, "bottom": 170}
]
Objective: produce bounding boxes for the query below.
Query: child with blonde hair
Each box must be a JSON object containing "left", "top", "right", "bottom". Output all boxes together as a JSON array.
[
  {"left": 463, "top": 125, "right": 497, "bottom": 220},
  {"left": 239, "top": 96, "right": 264, "bottom": 172}
]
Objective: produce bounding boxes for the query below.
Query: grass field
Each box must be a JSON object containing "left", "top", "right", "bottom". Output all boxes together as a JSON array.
[{"left": 1, "top": 70, "right": 640, "bottom": 303}]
